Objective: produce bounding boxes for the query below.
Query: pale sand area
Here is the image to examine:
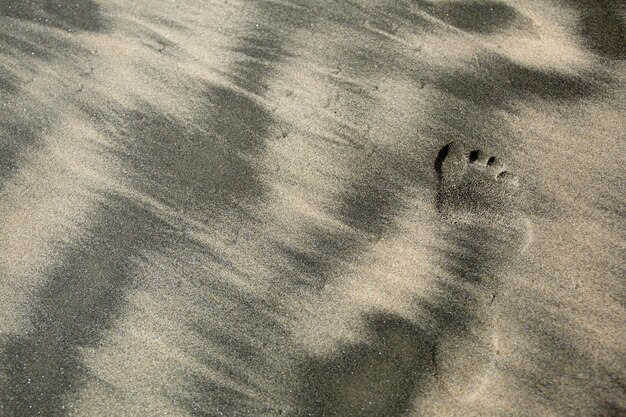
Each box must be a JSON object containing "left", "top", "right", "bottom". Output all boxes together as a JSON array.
[{"left": 0, "top": 1, "right": 624, "bottom": 416}]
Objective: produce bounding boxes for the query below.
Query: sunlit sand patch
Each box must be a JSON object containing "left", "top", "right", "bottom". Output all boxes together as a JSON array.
[{"left": 0, "top": 118, "right": 116, "bottom": 334}]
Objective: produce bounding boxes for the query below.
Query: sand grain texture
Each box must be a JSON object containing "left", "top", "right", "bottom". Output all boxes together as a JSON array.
[{"left": 0, "top": 1, "right": 624, "bottom": 416}]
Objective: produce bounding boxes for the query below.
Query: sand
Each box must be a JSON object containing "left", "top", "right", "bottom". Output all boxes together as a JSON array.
[{"left": 0, "top": 1, "right": 624, "bottom": 416}]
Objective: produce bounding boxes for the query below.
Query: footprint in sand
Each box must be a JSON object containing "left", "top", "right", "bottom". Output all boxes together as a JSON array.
[{"left": 425, "top": 143, "right": 533, "bottom": 403}]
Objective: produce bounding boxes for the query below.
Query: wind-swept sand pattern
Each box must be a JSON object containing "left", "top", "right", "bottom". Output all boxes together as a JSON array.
[{"left": 0, "top": 0, "right": 624, "bottom": 416}]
